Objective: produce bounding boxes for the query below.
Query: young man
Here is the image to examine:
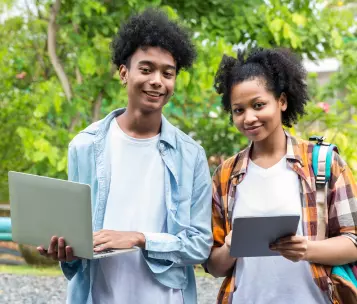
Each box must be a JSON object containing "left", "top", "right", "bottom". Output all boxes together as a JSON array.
[{"left": 37, "top": 8, "right": 212, "bottom": 304}]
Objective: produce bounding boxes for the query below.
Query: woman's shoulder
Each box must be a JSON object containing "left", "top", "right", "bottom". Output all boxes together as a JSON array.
[{"left": 212, "top": 147, "right": 249, "bottom": 181}]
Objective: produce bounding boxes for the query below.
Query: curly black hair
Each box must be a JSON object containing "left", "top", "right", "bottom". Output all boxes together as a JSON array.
[
  {"left": 111, "top": 8, "right": 196, "bottom": 73},
  {"left": 214, "top": 48, "right": 308, "bottom": 127}
]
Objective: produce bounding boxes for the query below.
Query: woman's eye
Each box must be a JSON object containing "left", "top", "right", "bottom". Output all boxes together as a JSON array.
[
  {"left": 233, "top": 108, "right": 243, "bottom": 114},
  {"left": 254, "top": 103, "right": 264, "bottom": 109}
]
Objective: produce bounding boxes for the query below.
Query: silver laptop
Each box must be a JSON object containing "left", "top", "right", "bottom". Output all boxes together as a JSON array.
[{"left": 8, "top": 171, "right": 138, "bottom": 259}]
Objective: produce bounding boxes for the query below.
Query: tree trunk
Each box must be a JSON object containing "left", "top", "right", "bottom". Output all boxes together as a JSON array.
[{"left": 47, "top": 0, "right": 72, "bottom": 101}]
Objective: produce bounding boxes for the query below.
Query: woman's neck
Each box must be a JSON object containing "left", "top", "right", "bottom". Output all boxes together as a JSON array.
[{"left": 250, "top": 126, "right": 287, "bottom": 168}]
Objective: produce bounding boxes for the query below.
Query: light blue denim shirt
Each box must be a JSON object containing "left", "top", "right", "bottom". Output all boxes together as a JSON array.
[{"left": 61, "top": 108, "right": 213, "bottom": 304}]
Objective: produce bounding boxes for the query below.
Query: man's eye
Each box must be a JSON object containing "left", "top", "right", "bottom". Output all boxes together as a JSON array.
[{"left": 140, "top": 68, "right": 150, "bottom": 73}]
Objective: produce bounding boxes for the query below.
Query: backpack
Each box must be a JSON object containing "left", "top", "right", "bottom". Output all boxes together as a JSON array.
[{"left": 310, "top": 135, "right": 357, "bottom": 304}]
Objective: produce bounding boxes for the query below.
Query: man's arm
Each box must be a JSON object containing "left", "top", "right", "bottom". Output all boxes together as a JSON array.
[
  {"left": 142, "top": 147, "right": 213, "bottom": 266},
  {"left": 59, "top": 143, "right": 82, "bottom": 280}
]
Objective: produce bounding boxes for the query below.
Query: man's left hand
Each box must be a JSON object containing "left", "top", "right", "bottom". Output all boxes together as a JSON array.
[
  {"left": 93, "top": 230, "right": 145, "bottom": 252},
  {"left": 270, "top": 235, "right": 309, "bottom": 262}
]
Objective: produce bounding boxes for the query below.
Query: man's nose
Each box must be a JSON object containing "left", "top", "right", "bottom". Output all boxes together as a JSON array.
[{"left": 149, "top": 71, "right": 162, "bottom": 87}]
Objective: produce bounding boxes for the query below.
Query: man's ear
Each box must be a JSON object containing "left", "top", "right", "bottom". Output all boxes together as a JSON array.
[
  {"left": 280, "top": 93, "right": 288, "bottom": 112},
  {"left": 119, "top": 64, "right": 128, "bottom": 86}
]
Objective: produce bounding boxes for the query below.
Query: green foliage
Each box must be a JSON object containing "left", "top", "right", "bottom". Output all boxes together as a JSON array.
[
  {"left": 293, "top": 39, "right": 357, "bottom": 174},
  {"left": 0, "top": 0, "right": 356, "bottom": 201}
]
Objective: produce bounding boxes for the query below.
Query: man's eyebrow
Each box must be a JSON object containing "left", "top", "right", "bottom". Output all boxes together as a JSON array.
[{"left": 137, "top": 60, "right": 176, "bottom": 70}]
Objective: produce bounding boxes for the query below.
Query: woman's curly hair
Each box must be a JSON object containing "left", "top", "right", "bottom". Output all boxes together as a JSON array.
[
  {"left": 111, "top": 8, "right": 196, "bottom": 73},
  {"left": 214, "top": 48, "right": 308, "bottom": 127}
]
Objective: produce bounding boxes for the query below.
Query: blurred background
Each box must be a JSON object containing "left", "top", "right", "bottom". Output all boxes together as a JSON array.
[{"left": 0, "top": 1, "right": 356, "bottom": 301}]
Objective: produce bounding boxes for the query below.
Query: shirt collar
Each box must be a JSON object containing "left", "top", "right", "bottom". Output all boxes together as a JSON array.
[
  {"left": 92, "top": 108, "right": 177, "bottom": 149},
  {"left": 230, "top": 130, "right": 304, "bottom": 180}
]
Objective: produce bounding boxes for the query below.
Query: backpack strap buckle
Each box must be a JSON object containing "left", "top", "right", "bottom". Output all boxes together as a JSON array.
[{"left": 309, "top": 135, "right": 326, "bottom": 145}]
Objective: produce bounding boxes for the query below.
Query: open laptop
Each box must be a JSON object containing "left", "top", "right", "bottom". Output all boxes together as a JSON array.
[{"left": 8, "top": 171, "right": 138, "bottom": 259}]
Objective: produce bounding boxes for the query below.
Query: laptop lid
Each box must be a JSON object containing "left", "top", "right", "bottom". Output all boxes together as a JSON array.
[{"left": 8, "top": 171, "right": 94, "bottom": 259}]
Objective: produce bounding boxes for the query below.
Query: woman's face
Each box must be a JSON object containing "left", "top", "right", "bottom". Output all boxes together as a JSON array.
[{"left": 230, "top": 77, "right": 287, "bottom": 142}]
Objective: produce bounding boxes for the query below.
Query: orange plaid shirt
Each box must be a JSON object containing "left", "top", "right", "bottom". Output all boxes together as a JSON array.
[{"left": 209, "top": 133, "right": 357, "bottom": 304}]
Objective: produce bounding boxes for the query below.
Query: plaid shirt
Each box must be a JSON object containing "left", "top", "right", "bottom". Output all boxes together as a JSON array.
[{"left": 210, "top": 133, "right": 357, "bottom": 304}]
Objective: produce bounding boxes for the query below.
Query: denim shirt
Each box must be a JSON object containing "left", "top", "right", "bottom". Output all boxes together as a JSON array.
[{"left": 61, "top": 108, "right": 213, "bottom": 304}]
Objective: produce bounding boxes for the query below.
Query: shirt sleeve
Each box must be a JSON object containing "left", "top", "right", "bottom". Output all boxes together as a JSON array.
[
  {"left": 211, "top": 165, "right": 227, "bottom": 248},
  {"left": 327, "top": 152, "right": 357, "bottom": 245},
  {"left": 142, "top": 147, "right": 213, "bottom": 268},
  {"left": 201, "top": 165, "right": 228, "bottom": 273},
  {"left": 60, "top": 143, "right": 83, "bottom": 280}
]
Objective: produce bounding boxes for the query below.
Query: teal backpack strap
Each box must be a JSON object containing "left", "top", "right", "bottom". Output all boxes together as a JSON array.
[
  {"left": 310, "top": 136, "right": 357, "bottom": 292},
  {"left": 310, "top": 136, "right": 338, "bottom": 241},
  {"left": 310, "top": 136, "right": 338, "bottom": 187}
]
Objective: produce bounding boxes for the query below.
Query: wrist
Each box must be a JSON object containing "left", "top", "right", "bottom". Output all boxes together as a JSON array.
[
  {"left": 135, "top": 232, "right": 146, "bottom": 248},
  {"left": 304, "top": 240, "right": 314, "bottom": 262},
  {"left": 223, "top": 243, "right": 231, "bottom": 255}
]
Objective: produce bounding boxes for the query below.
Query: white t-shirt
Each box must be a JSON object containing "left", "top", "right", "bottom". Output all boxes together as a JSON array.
[
  {"left": 92, "top": 119, "right": 183, "bottom": 304},
  {"left": 232, "top": 156, "right": 330, "bottom": 304}
]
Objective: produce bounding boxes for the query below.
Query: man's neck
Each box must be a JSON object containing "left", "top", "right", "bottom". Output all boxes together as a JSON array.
[{"left": 116, "top": 106, "right": 162, "bottom": 139}]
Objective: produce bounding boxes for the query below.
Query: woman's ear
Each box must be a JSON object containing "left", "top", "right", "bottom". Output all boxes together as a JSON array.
[{"left": 279, "top": 93, "right": 288, "bottom": 112}]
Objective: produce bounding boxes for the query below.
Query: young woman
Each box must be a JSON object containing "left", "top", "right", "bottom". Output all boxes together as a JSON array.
[{"left": 206, "top": 48, "right": 357, "bottom": 304}]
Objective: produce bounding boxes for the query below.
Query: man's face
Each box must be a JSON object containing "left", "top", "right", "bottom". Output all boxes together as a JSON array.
[{"left": 119, "top": 47, "right": 176, "bottom": 114}]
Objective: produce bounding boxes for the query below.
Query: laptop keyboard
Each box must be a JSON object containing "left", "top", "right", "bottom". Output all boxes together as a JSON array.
[{"left": 93, "top": 249, "right": 115, "bottom": 255}]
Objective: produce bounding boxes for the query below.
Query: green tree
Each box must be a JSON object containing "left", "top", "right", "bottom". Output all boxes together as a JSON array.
[{"left": 0, "top": 0, "right": 356, "bottom": 201}]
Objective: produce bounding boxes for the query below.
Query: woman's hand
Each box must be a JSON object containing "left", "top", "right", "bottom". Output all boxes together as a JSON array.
[
  {"left": 270, "top": 235, "right": 309, "bottom": 262},
  {"left": 224, "top": 230, "right": 233, "bottom": 250}
]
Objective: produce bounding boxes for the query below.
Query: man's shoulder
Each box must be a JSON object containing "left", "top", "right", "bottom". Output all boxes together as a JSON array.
[
  {"left": 68, "top": 120, "right": 103, "bottom": 150},
  {"left": 174, "top": 127, "right": 204, "bottom": 151}
]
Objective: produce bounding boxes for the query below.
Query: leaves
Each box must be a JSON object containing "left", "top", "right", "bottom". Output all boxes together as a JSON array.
[{"left": 1, "top": 0, "right": 357, "bottom": 201}]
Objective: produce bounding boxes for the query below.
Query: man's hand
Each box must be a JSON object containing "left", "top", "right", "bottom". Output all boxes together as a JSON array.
[
  {"left": 93, "top": 230, "right": 145, "bottom": 252},
  {"left": 37, "top": 236, "right": 79, "bottom": 262},
  {"left": 270, "top": 235, "right": 309, "bottom": 262}
]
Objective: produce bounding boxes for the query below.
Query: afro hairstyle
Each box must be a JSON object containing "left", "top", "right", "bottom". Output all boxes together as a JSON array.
[
  {"left": 214, "top": 48, "right": 308, "bottom": 128},
  {"left": 111, "top": 8, "right": 196, "bottom": 73}
]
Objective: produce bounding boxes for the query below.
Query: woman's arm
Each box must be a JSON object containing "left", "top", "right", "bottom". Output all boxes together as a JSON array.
[
  {"left": 307, "top": 236, "right": 357, "bottom": 265},
  {"left": 273, "top": 156, "right": 357, "bottom": 265},
  {"left": 206, "top": 231, "right": 236, "bottom": 277},
  {"left": 271, "top": 235, "right": 357, "bottom": 265}
]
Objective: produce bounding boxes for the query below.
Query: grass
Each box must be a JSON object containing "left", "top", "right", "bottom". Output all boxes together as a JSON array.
[
  {"left": 0, "top": 264, "right": 213, "bottom": 278},
  {"left": 0, "top": 264, "right": 62, "bottom": 276}
]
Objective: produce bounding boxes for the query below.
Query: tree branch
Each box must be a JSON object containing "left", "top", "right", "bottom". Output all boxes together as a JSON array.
[
  {"left": 92, "top": 91, "right": 104, "bottom": 122},
  {"left": 75, "top": 67, "right": 83, "bottom": 84},
  {"left": 91, "top": 64, "right": 117, "bottom": 122},
  {"left": 24, "top": 0, "right": 49, "bottom": 79},
  {"left": 47, "top": 0, "right": 73, "bottom": 101}
]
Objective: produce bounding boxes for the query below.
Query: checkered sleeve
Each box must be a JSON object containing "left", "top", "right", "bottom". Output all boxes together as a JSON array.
[
  {"left": 327, "top": 152, "right": 357, "bottom": 245},
  {"left": 211, "top": 166, "right": 227, "bottom": 248}
]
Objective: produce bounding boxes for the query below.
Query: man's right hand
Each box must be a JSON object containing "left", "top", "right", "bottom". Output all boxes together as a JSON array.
[{"left": 37, "top": 236, "right": 79, "bottom": 262}]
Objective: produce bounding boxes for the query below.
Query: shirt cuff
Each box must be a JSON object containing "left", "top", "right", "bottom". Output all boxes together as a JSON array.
[{"left": 143, "top": 232, "right": 182, "bottom": 252}]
